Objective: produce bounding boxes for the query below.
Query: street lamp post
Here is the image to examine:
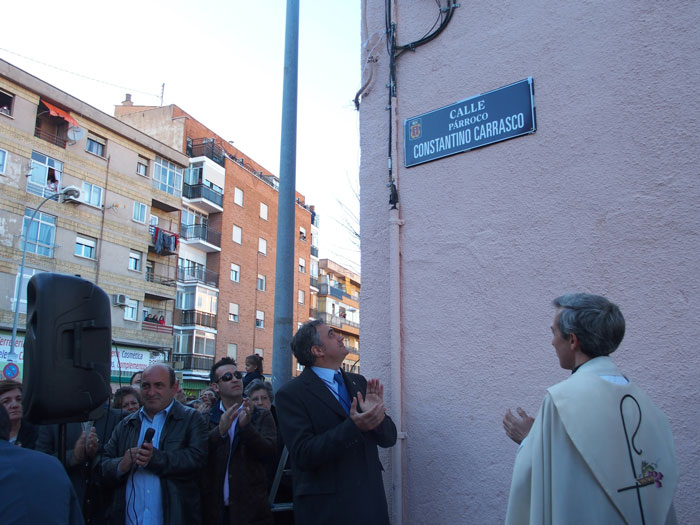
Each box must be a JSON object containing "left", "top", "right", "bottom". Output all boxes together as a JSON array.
[{"left": 7, "top": 187, "right": 81, "bottom": 362}]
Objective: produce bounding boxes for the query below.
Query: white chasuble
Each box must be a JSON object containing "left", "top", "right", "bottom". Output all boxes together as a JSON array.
[{"left": 506, "top": 357, "right": 678, "bottom": 525}]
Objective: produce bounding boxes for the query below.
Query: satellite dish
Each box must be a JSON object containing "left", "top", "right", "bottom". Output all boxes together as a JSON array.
[{"left": 67, "top": 126, "right": 85, "bottom": 142}]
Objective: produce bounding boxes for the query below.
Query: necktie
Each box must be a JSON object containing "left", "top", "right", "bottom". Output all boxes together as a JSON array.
[{"left": 334, "top": 371, "right": 352, "bottom": 414}]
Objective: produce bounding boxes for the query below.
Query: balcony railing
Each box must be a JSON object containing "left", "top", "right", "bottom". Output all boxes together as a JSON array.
[
  {"left": 142, "top": 321, "right": 173, "bottom": 334},
  {"left": 310, "top": 246, "right": 319, "bottom": 257},
  {"left": 173, "top": 354, "right": 214, "bottom": 372},
  {"left": 186, "top": 138, "right": 226, "bottom": 167},
  {"left": 181, "top": 224, "right": 221, "bottom": 248},
  {"left": 34, "top": 127, "right": 67, "bottom": 148},
  {"left": 310, "top": 276, "right": 319, "bottom": 289},
  {"left": 145, "top": 271, "right": 176, "bottom": 287},
  {"left": 183, "top": 183, "right": 223, "bottom": 208},
  {"left": 177, "top": 267, "right": 219, "bottom": 287},
  {"left": 175, "top": 309, "right": 217, "bottom": 329},
  {"left": 317, "top": 312, "right": 359, "bottom": 329}
]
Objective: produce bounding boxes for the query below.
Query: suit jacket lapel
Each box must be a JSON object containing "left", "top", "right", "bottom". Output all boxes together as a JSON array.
[{"left": 301, "top": 367, "right": 348, "bottom": 419}]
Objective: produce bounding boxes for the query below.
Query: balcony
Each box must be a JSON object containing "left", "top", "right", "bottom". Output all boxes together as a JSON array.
[
  {"left": 142, "top": 320, "right": 174, "bottom": 334},
  {"left": 317, "top": 311, "right": 359, "bottom": 330},
  {"left": 173, "top": 354, "right": 214, "bottom": 372},
  {"left": 180, "top": 224, "right": 221, "bottom": 253},
  {"left": 186, "top": 138, "right": 226, "bottom": 168},
  {"left": 183, "top": 183, "right": 223, "bottom": 213},
  {"left": 310, "top": 276, "right": 319, "bottom": 289},
  {"left": 149, "top": 225, "right": 178, "bottom": 256},
  {"left": 177, "top": 267, "right": 219, "bottom": 288},
  {"left": 35, "top": 126, "right": 67, "bottom": 148},
  {"left": 310, "top": 245, "right": 319, "bottom": 257},
  {"left": 174, "top": 309, "right": 217, "bottom": 329},
  {"left": 144, "top": 271, "right": 177, "bottom": 300}
]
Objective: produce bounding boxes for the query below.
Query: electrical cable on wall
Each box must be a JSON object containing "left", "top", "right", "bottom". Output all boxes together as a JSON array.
[{"left": 382, "top": 1, "right": 459, "bottom": 209}]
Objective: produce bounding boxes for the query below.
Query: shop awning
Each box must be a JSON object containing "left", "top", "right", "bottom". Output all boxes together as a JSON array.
[{"left": 41, "top": 99, "right": 79, "bottom": 127}]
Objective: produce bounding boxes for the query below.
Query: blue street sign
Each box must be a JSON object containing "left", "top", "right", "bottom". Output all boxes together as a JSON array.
[{"left": 404, "top": 78, "right": 536, "bottom": 167}]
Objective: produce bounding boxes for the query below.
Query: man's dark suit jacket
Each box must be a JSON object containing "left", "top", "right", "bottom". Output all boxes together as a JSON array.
[{"left": 276, "top": 367, "right": 397, "bottom": 525}]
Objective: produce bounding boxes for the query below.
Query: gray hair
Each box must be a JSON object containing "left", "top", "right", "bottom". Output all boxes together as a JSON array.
[
  {"left": 246, "top": 380, "right": 274, "bottom": 403},
  {"left": 553, "top": 293, "right": 625, "bottom": 358}
]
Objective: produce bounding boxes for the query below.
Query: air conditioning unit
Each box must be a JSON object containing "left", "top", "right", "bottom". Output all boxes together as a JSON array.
[
  {"left": 60, "top": 185, "right": 83, "bottom": 203},
  {"left": 113, "top": 293, "right": 129, "bottom": 306}
]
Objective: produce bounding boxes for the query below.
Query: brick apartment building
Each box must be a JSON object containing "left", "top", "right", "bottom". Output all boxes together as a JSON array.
[
  {"left": 0, "top": 59, "right": 187, "bottom": 386},
  {"left": 315, "top": 258, "right": 360, "bottom": 373},
  {"left": 114, "top": 99, "right": 313, "bottom": 389}
]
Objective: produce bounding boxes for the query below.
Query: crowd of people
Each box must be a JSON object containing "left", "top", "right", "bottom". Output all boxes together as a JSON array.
[
  {"left": 0, "top": 295, "right": 681, "bottom": 524},
  {"left": 0, "top": 352, "right": 297, "bottom": 525}
]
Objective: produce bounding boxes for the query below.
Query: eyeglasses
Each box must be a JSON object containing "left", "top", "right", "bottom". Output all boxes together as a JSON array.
[{"left": 217, "top": 371, "right": 243, "bottom": 383}]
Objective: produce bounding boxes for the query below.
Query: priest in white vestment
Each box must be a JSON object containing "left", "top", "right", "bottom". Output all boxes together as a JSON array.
[{"left": 504, "top": 293, "right": 678, "bottom": 525}]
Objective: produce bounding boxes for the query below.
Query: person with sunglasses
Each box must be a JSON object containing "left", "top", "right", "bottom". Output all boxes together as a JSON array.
[{"left": 201, "top": 357, "right": 277, "bottom": 525}]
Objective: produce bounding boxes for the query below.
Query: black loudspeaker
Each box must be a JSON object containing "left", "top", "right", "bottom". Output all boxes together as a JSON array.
[{"left": 23, "top": 273, "right": 112, "bottom": 425}]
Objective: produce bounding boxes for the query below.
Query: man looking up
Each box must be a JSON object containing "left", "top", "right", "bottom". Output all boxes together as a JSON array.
[
  {"left": 276, "top": 320, "right": 397, "bottom": 525},
  {"left": 505, "top": 294, "right": 678, "bottom": 524},
  {"left": 202, "top": 357, "right": 276, "bottom": 525},
  {"left": 102, "top": 363, "right": 207, "bottom": 524}
]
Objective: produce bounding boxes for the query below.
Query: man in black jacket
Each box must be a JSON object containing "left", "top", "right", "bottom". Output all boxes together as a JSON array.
[
  {"left": 36, "top": 404, "right": 124, "bottom": 522},
  {"left": 101, "top": 363, "right": 207, "bottom": 524},
  {"left": 276, "top": 320, "right": 397, "bottom": 525},
  {"left": 202, "top": 357, "right": 276, "bottom": 525}
]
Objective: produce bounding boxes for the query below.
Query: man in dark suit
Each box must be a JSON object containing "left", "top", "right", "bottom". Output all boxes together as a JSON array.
[{"left": 276, "top": 320, "right": 397, "bottom": 525}]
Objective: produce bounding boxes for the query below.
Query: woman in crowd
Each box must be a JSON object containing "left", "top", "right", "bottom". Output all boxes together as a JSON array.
[
  {"left": 242, "top": 354, "right": 265, "bottom": 390},
  {"left": 0, "top": 379, "right": 38, "bottom": 448},
  {"left": 112, "top": 386, "right": 142, "bottom": 414}
]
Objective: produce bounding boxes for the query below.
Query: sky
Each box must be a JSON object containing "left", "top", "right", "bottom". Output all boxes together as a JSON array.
[{"left": 1, "top": 0, "right": 362, "bottom": 271}]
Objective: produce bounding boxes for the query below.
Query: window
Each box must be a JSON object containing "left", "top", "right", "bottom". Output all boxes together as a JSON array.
[
  {"left": 128, "top": 250, "right": 142, "bottom": 271},
  {"left": 133, "top": 201, "right": 147, "bottom": 223},
  {"left": 234, "top": 187, "right": 243, "bottom": 207},
  {"left": 176, "top": 288, "right": 195, "bottom": 310},
  {"left": 227, "top": 343, "right": 238, "bottom": 360},
  {"left": 0, "top": 89, "right": 14, "bottom": 116},
  {"left": 153, "top": 156, "right": 183, "bottom": 197},
  {"left": 228, "top": 303, "right": 239, "bottom": 322},
  {"left": 258, "top": 237, "right": 267, "bottom": 255},
  {"left": 299, "top": 227, "right": 306, "bottom": 241},
  {"left": 298, "top": 258, "right": 306, "bottom": 273},
  {"left": 137, "top": 157, "right": 149, "bottom": 177},
  {"left": 27, "top": 151, "right": 63, "bottom": 197},
  {"left": 124, "top": 298, "right": 138, "bottom": 321},
  {"left": 254, "top": 348, "right": 263, "bottom": 357},
  {"left": 259, "top": 202, "right": 268, "bottom": 220},
  {"left": 196, "top": 288, "right": 217, "bottom": 314},
  {"left": 257, "top": 274, "right": 266, "bottom": 291},
  {"left": 255, "top": 310, "right": 265, "bottom": 328},
  {"left": 22, "top": 208, "right": 56, "bottom": 257},
  {"left": 230, "top": 263, "right": 240, "bottom": 283},
  {"left": 194, "top": 332, "right": 216, "bottom": 356},
  {"left": 232, "top": 225, "right": 242, "bottom": 244},
  {"left": 0, "top": 148, "right": 6, "bottom": 174},
  {"left": 149, "top": 214, "right": 159, "bottom": 227},
  {"left": 74, "top": 235, "right": 96, "bottom": 259},
  {"left": 310, "top": 260, "right": 319, "bottom": 278},
  {"left": 296, "top": 362, "right": 303, "bottom": 372},
  {"left": 13, "top": 268, "right": 43, "bottom": 313},
  {"left": 86, "top": 133, "right": 106, "bottom": 157},
  {"left": 81, "top": 182, "right": 103, "bottom": 207},
  {"left": 298, "top": 290, "right": 305, "bottom": 304}
]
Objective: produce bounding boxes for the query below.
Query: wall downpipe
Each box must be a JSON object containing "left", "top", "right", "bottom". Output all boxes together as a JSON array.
[{"left": 389, "top": 94, "right": 405, "bottom": 523}]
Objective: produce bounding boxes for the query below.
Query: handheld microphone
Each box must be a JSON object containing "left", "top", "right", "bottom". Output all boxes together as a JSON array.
[{"left": 142, "top": 428, "right": 155, "bottom": 446}]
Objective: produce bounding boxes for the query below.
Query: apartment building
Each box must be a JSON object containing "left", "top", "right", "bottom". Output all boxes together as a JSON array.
[
  {"left": 114, "top": 100, "right": 313, "bottom": 390},
  {"left": 314, "top": 258, "right": 360, "bottom": 373},
  {"left": 0, "top": 59, "right": 188, "bottom": 386}
]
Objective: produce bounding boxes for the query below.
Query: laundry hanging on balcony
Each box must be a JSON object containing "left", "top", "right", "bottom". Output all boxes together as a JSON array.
[
  {"left": 152, "top": 227, "right": 178, "bottom": 254},
  {"left": 40, "top": 99, "right": 79, "bottom": 127}
]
